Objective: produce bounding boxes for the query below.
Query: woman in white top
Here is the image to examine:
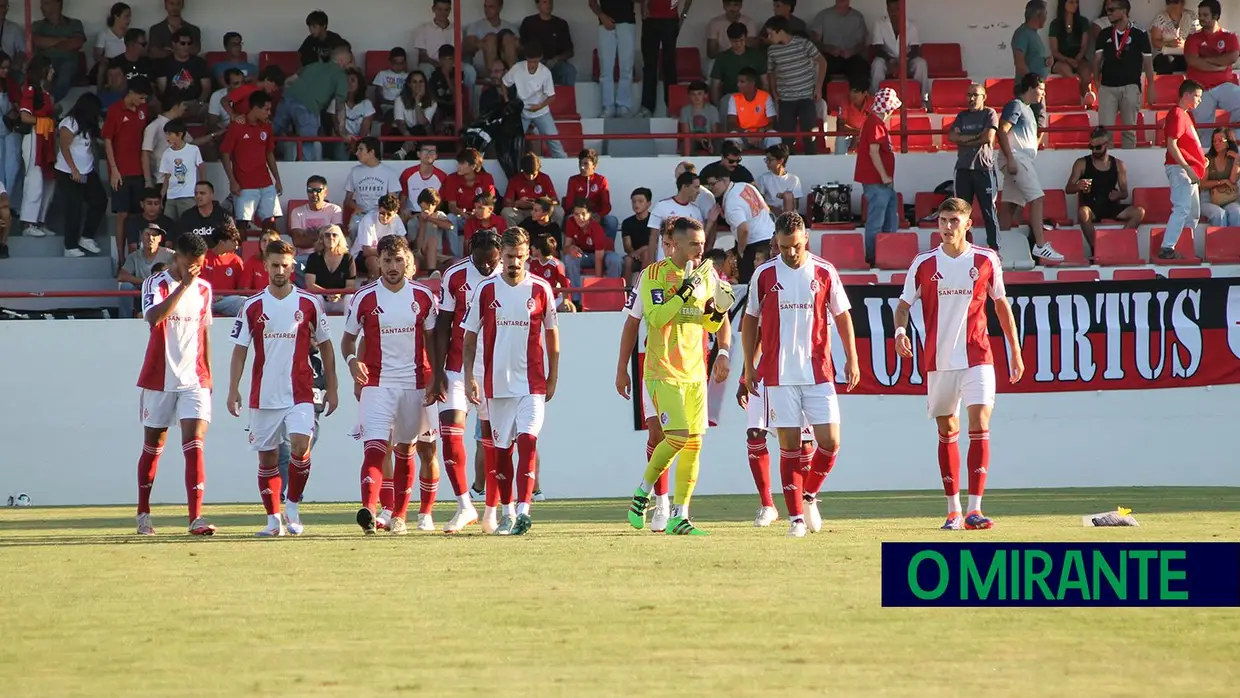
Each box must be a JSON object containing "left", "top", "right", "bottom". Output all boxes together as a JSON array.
[
  {"left": 55, "top": 93, "right": 107, "bottom": 258},
  {"left": 392, "top": 71, "right": 438, "bottom": 159},
  {"left": 94, "top": 3, "right": 131, "bottom": 89},
  {"left": 1150, "top": 0, "right": 1202, "bottom": 74},
  {"left": 332, "top": 68, "right": 375, "bottom": 162}
]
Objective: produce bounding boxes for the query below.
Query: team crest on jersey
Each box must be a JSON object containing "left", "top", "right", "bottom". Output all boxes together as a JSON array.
[
  {"left": 411, "top": 299, "right": 421, "bottom": 316},
  {"left": 1220, "top": 40, "right": 1227, "bottom": 49},
  {"left": 248, "top": 432, "right": 256, "bottom": 444},
  {"left": 930, "top": 271, "right": 944, "bottom": 282},
  {"left": 534, "top": 185, "right": 543, "bottom": 194},
  {"left": 475, "top": 186, "right": 483, "bottom": 195},
  {"left": 259, "top": 132, "right": 268, "bottom": 141},
  {"left": 590, "top": 183, "right": 598, "bottom": 192},
  {"left": 526, "top": 297, "right": 536, "bottom": 311},
  {"left": 225, "top": 268, "right": 234, "bottom": 277},
  {"left": 809, "top": 279, "right": 820, "bottom": 293},
  {"left": 543, "top": 270, "right": 552, "bottom": 278},
  {"left": 768, "top": 407, "right": 777, "bottom": 422},
  {"left": 659, "top": 412, "right": 669, "bottom": 426},
  {"left": 969, "top": 267, "right": 979, "bottom": 280},
  {"left": 293, "top": 310, "right": 304, "bottom": 323}
]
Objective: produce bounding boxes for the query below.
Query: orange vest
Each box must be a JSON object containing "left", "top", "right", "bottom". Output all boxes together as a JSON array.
[{"left": 732, "top": 90, "right": 772, "bottom": 131}]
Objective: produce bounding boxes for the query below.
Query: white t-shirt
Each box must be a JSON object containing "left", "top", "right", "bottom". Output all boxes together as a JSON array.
[
  {"left": 343, "top": 99, "right": 376, "bottom": 137},
  {"left": 371, "top": 70, "right": 409, "bottom": 102},
  {"left": 899, "top": 246, "right": 1006, "bottom": 372},
  {"left": 96, "top": 29, "right": 126, "bottom": 59},
  {"left": 350, "top": 210, "right": 405, "bottom": 256},
  {"left": 230, "top": 289, "right": 331, "bottom": 408},
  {"left": 159, "top": 144, "right": 204, "bottom": 199},
  {"left": 503, "top": 63, "right": 555, "bottom": 119},
  {"left": 413, "top": 20, "right": 456, "bottom": 62},
  {"left": 757, "top": 171, "right": 804, "bottom": 209},
  {"left": 871, "top": 15, "right": 921, "bottom": 56},
  {"left": 648, "top": 196, "right": 704, "bottom": 262},
  {"left": 137, "top": 271, "right": 214, "bottom": 392},
  {"left": 460, "top": 275, "right": 558, "bottom": 399},
  {"left": 745, "top": 255, "right": 850, "bottom": 386},
  {"left": 393, "top": 98, "right": 438, "bottom": 128},
  {"left": 207, "top": 88, "right": 231, "bottom": 128},
  {"left": 344, "top": 281, "right": 439, "bottom": 390},
  {"left": 722, "top": 182, "right": 775, "bottom": 246},
  {"left": 143, "top": 114, "right": 171, "bottom": 174},
  {"left": 344, "top": 163, "right": 400, "bottom": 215},
  {"left": 54, "top": 117, "right": 95, "bottom": 175}
]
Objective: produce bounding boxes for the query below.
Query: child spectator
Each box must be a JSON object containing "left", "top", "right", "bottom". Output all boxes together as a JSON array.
[
  {"left": 836, "top": 85, "right": 872, "bottom": 154},
  {"left": 409, "top": 187, "right": 452, "bottom": 275},
  {"left": 392, "top": 71, "right": 440, "bottom": 159},
  {"left": 116, "top": 223, "right": 174, "bottom": 318},
  {"left": 398, "top": 143, "right": 449, "bottom": 216},
  {"left": 159, "top": 118, "right": 205, "bottom": 220},
  {"left": 203, "top": 223, "right": 247, "bottom": 316},
  {"left": 726, "top": 68, "right": 780, "bottom": 150},
  {"left": 351, "top": 193, "right": 404, "bottom": 280},
  {"left": 212, "top": 32, "right": 257, "bottom": 87},
  {"left": 756, "top": 143, "right": 802, "bottom": 215},
  {"left": 142, "top": 97, "right": 187, "bottom": 186},
  {"left": 124, "top": 187, "right": 176, "bottom": 254},
  {"left": 703, "top": 248, "right": 730, "bottom": 282},
  {"left": 428, "top": 44, "right": 460, "bottom": 131},
  {"left": 371, "top": 47, "right": 410, "bottom": 121},
  {"left": 335, "top": 67, "right": 375, "bottom": 161},
  {"left": 298, "top": 10, "right": 349, "bottom": 66},
  {"left": 103, "top": 76, "right": 152, "bottom": 262},
  {"left": 502, "top": 151, "right": 560, "bottom": 227},
  {"left": 520, "top": 196, "right": 564, "bottom": 250},
  {"left": 529, "top": 235, "right": 575, "bottom": 313},
  {"left": 242, "top": 229, "right": 285, "bottom": 289},
  {"left": 342, "top": 136, "right": 400, "bottom": 233},
  {"left": 564, "top": 148, "right": 618, "bottom": 239},
  {"left": 463, "top": 192, "right": 506, "bottom": 247},
  {"left": 441, "top": 148, "right": 497, "bottom": 254},
  {"left": 502, "top": 40, "right": 565, "bottom": 158},
  {"left": 563, "top": 200, "right": 622, "bottom": 301},
  {"left": 678, "top": 80, "right": 721, "bottom": 155},
  {"left": 621, "top": 187, "right": 654, "bottom": 281},
  {"left": 221, "top": 91, "right": 283, "bottom": 231}
]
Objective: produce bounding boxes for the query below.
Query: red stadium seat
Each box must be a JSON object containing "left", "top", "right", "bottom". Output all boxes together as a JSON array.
[
  {"left": 861, "top": 193, "right": 907, "bottom": 227},
  {"left": 1112, "top": 268, "right": 1158, "bottom": 280},
  {"left": 985, "top": 78, "right": 1014, "bottom": 110},
  {"left": 675, "top": 47, "right": 705, "bottom": 82},
  {"left": 922, "top": 43, "right": 967, "bottom": 79},
  {"left": 1048, "top": 112, "right": 1091, "bottom": 148},
  {"left": 1204, "top": 226, "right": 1240, "bottom": 263},
  {"left": 1148, "top": 74, "right": 1185, "bottom": 109},
  {"left": 544, "top": 121, "right": 584, "bottom": 158},
  {"left": 1093, "top": 228, "right": 1142, "bottom": 265},
  {"left": 1026, "top": 189, "right": 1072, "bottom": 226},
  {"left": 888, "top": 272, "right": 907, "bottom": 286},
  {"left": 1044, "top": 76, "right": 1083, "bottom": 112},
  {"left": 1132, "top": 187, "right": 1171, "bottom": 223},
  {"left": 1056, "top": 269, "right": 1100, "bottom": 281},
  {"left": 930, "top": 78, "right": 972, "bottom": 114},
  {"left": 580, "top": 277, "right": 627, "bottom": 311},
  {"left": 205, "top": 51, "right": 247, "bottom": 72},
  {"left": 550, "top": 86, "right": 580, "bottom": 119},
  {"left": 874, "top": 232, "right": 919, "bottom": 269},
  {"left": 666, "top": 83, "right": 690, "bottom": 117},
  {"left": 1005, "top": 271, "right": 1046, "bottom": 283},
  {"left": 259, "top": 51, "right": 301, "bottom": 78},
  {"left": 1149, "top": 227, "right": 1201, "bottom": 263},
  {"left": 1042, "top": 228, "right": 1088, "bottom": 265},
  {"left": 819, "top": 233, "right": 868, "bottom": 270},
  {"left": 915, "top": 192, "right": 947, "bottom": 229},
  {"left": 878, "top": 80, "right": 924, "bottom": 111},
  {"left": 364, "top": 50, "right": 392, "bottom": 82},
  {"left": 825, "top": 80, "right": 851, "bottom": 114},
  {"left": 1168, "top": 266, "right": 1212, "bottom": 278},
  {"left": 939, "top": 115, "right": 957, "bottom": 151},
  {"left": 890, "top": 116, "right": 936, "bottom": 152},
  {"left": 840, "top": 273, "right": 879, "bottom": 285},
  {"left": 282, "top": 199, "right": 308, "bottom": 235}
]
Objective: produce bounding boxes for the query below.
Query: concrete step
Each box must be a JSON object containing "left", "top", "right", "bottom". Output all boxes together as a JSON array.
[
  {"left": 0, "top": 255, "right": 115, "bottom": 280},
  {"left": 5, "top": 232, "right": 114, "bottom": 261},
  {"left": 998, "top": 229, "right": 1036, "bottom": 271},
  {"left": 0, "top": 278, "right": 124, "bottom": 313}
]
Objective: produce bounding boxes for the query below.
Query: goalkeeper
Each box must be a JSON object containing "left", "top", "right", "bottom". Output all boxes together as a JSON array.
[{"left": 625, "top": 217, "right": 735, "bottom": 536}]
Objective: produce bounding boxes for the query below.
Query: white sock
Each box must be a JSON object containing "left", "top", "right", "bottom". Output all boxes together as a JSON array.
[
  {"left": 267, "top": 514, "right": 281, "bottom": 528},
  {"left": 655, "top": 493, "right": 670, "bottom": 508},
  {"left": 285, "top": 500, "right": 300, "bottom": 521},
  {"left": 670, "top": 504, "right": 689, "bottom": 519},
  {"left": 639, "top": 480, "right": 654, "bottom": 494},
  {"left": 379, "top": 508, "right": 392, "bottom": 519},
  {"left": 791, "top": 515, "right": 804, "bottom": 524},
  {"left": 504, "top": 503, "right": 516, "bottom": 519},
  {"left": 947, "top": 494, "right": 962, "bottom": 516},
  {"left": 484, "top": 505, "right": 497, "bottom": 516},
  {"left": 967, "top": 495, "right": 982, "bottom": 513},
  {"left": 456, "top": 494, "right": 470, "bottom": 508},
  {"left": 516, "top": 502, "right": 530, "bottom": 517}
]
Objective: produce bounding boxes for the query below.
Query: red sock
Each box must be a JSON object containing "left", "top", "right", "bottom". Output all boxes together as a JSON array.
[
  {"left": 258, "top": 463, "right": 282, "bottom": 515},
  {"left": 802, "top": 447, "right": 838, "bottom": 497},
  {"left": 779, "top": 448, "right": 803, "bottom": 518},
  {"left": 799, "top": 442, "right": 814, "bottom": 474},
  {"left": 392, "top": 450, "right": 414, "bottom": 519},
  {"left": 495, "top": 444, "right": 515, "bottom": 505},
  {"left": 938, "top": 431, "right": 961, "bottom": 497},
  {"left": 137, "top": 443, "right": 162, "bottom": 515},
  {"left": 360, "top": 440, "right": 387, "bottom": 510},
  {"left": 379, "top": 478, "right": 395, "bottom": 511},
  {"left": 746, "top": 437, "right": 773, "bottom": 508},
  {"left": 287, "top": 453, "right": 311, "bottom": 503},
  {"left": 967, "top": 431, "right": 990, "bottom": 501},
  {"left": 516, "top": 433, "right": 539, "bottom": 504},
  {"left": 482, "top": 437, "right": 500, "bottom": 507},
  {"left": 419, "top": 474, "right": 438, "bottom": 515},
  {"left": 182, "top": 438, "right": 205, "bottom": 522},
  {"left": 441, "top": 425, "right": 468, "bottom": 497}
]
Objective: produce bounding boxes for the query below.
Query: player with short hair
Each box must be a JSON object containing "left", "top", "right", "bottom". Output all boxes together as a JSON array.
[
  {"left": 341, "top": 235, "right": 440, "bottom": 535},
  {"left": 226, "top": 240, "right": 339, "bottom": 536},
  {"left": 135, "top": 232, "right": 217, "bottom": 536},
  {"left": 894, "top": 197, "right": 1025, "bottom": 530},
  {"left": 700, "top": 170, "right": 775, "bottom": 285},
  {"left": 462, "top": 227, "right": 560, "bottom": 536},
  {"left": 625, "top": 217, "right": 733, "bottom": 536},
  {"left": 743, "top": 212, "right": 860, "bottom": 538},
  {"left": 428, "top": 231, "right": 502, "bottom": 532}
]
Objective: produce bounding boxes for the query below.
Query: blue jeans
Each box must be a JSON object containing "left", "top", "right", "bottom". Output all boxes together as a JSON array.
[
  {"left": 49, "top": 56, "right": 77, "bottom": 102},
  {"left": 523, "top": 112, "right": 566, "bottom": 158},
  {"left": 1164, "top": 165, "right": 1200, "bottom": 249},
  {"left": 862, "top": 183, "right": 899, "bottom": 260},
  {"left": 600, "top": 214, "right": 619, "bottom": 239},
  {"left": 563, "top": 251, "right": 623, "bottom": 303},
  {"left": 118, "top": 282, "right": 140, "bottom": 318},
  {"left": 446, "top": 214, "right": 466, "bottom": 257},
  {"left": 273, "top": 97, "right": 322, "bottom": 161},
  {"left": 597, "top": 22, "right": 636, "bottom": 113},
  {"left": 0, "top": 132, "right": 21, "bottom": 207},
  {"left": 549, "top": 60, "right": 577, "bottom": 86}
]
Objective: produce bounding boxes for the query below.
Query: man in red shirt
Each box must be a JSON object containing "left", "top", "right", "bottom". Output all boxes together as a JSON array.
[
  {"left": 563, "top": 147, "right": 618, "bottom": 240},
  {"left": 441, "top": 148, "right": 497, "bottom": 256},
  {"left": 854, "top": 87, "right": 901, "bottom": 262},
  {"left": 640, "top": 0, "right": 686, "bottom": 117},
  {"left": 103, "top": 76, "right": 153, "bottom": 262},
  {"left": 562, "top": 199, "right": 621, "bottom": 304},
  {"left": 221, "top": 91, "right": 284, "bottom": 231},
  {"left": 1186, "top": 0, "right": 1240, "bottom": 141},
  {"left": 463, "top": 193, "right": 506, "bottom": 246},
  {"left": 1162, "top": 78, "right": 1206, "bottom": 260},
  {"left": 226, "top": 66, "right": 285, "bottom": 122},
  {"left": 501, "top": 151, "right": 560, "bottom": 228},
  {"left": 202, "top": 222, "right": 247, "bottom": 315}
]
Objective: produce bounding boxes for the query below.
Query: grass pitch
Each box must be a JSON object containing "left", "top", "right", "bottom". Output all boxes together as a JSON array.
[{"left": 2, "top": 487, "right": 1238, "bottom": 698}]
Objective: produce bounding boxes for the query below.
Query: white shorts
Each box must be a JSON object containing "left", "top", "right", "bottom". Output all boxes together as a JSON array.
[
  {"left": 487, "top": 394, "right": 545, "bottom": 449},
  {"left": 440, "top": 370, "right": 488, "bottom": 419},
  {"left": 926, "top": 365, "right": 996, "bottom": 419},
  {"left": 248, "top": 403, "right": 315, "bottom": 452},
  {"left": 641, "top": 380, "right": 655, "bottom": 422},
  {"left": 765, "top": 382, "right": 840, "bottom": 429},
  {"left": 745, "top": 381, "right": 814, "bottom": 439},
  {"left": 999, "top": 152, "right": 1043, "bottom": 207},
  {"left": 140, "top": 388, "right": 212, "bottom": 429},
  {"left": 358, "top": 386, "right": 431, "bottom": 444}
]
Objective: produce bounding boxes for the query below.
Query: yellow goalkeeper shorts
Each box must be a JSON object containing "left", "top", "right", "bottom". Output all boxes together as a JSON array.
[{"left": 646, "top": 379, "right": 708, "bottom": 434}]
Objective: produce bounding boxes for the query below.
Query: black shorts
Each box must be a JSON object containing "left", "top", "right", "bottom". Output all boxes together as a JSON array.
[
  {"left": 1081, "top": 199, "right": 1125, "bottom": 221},
  {"left": 111, "top": 175, "right": 146, "bottom": 214}
]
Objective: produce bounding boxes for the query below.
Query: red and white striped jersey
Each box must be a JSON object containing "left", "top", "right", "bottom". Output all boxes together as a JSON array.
[
  {"left": 439, "top": 258, "right": 499, "bottom": 374},
  {"left": 230, "top": 289, "right": 331, "bottom": 409},
  {"left": 460, "top": 275, "right": 558, "bottom": 399},
  {"left": 899, "top": 245, "right": 1006, "bottom": 372},
  {"left": 745, "top": 255, "right": 851, "bottom": 386},
  {"left": 344, "top": 280, "right": 439, "bottom": 390},
  {"left": 137, "top": 271, "right": 214, "bottom": 392}
]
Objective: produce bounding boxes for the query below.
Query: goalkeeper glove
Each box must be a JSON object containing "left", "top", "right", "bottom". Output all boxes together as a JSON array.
[
  {"left": 676, "top": 258, "right": 714, "bottom": 303},
  {"left": 712, "top": 281, "right": 736, "bottom": 313}
]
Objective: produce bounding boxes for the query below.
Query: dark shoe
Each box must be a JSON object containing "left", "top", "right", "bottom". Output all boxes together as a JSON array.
[
  {"left": 0, "top": 243, "right": 8, "bottom": 259},
  {"left": 1157, "top": 246, "right": 1184, "bottom": 261}
]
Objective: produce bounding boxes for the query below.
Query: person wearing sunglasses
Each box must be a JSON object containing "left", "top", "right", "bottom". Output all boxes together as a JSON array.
[
  {"left": 288, "top": 175, "right": 343, "bottom": 257},
  {"left": 1151, "top": 0, "right": 1201, "bottom": 74},
  {"left": 700, "top": 141, "right": 755, "bottom": 186},
  {"left": 1065, "top": 127, "right": 1145, "bottom": 254},
  {"left": 155, "top": 28, "right": 209, "bottom": 118},
  {"left": 1093, "top": 0, "right": 1153, "bottom": 151}
]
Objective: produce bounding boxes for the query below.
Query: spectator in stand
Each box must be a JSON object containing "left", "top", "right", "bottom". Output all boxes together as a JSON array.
[
  {"left": 479, "top": 58, "right": 512, "bottom": 116},
  {"left": 298, "top": 10, "right": 348, "bottom": 66},
  {"left": 1065, "top": 126, "right": 1144, "bottom": 251},
  {"left": 352, "top": 193, "right": 405, "bottom": 280},
  {"left": 224, "top": 65, "right": 284, "bottom": 123},
  {"left": 1049, "top": 0, "right": 1092, "bottom": 95},
  {"left": 343, "top": 136, "right": 401, "bottom": 233},
  {"left": 275, "top": 46, "right": 350, "bottom": 162},
  {"left": 409, "top": 188, "right": 451, "bottom": 274},
  {"left": 565, "top": 147, "right": 618, "bottom": 239},
  {"left": 503, "top": 151, "right": 560, "bottom": 228},
  {"left": 810, "top": 0, "right": 869, "bottom": 90},
  {"left": 110, "top": 28, "right": 152, "bottom": 85},
  {"left": 125, "top": 187, "right": 175, "bottom": 252},
  {"left": 520, "top": 0, "right": 576, "bottom": 86},
  {"left": 393, "top": 71, "right": 441, "bottom": 160},
  {"left": 647, "top": 170, "right": 708, "bottom": 262},
  {"left": 463, "top": 192, "right": 506, "bottom": 249},
  {"left": 333, "top": 68, "right": 375, "bottom": 162},
  {"left": 31, "top": 0, "right": 85, "bottom": 102},
  {"left": 414, "top": 0, "right": 477, "bottom": 87},
  {"left": 242, "top": 229, "right": 284, "bottom": 290},
  {"left": 55, "top": 93, "right": 107, "bottom": 259},
  {"left": 770, "top": 0, "right": 810, "bottom": 38},
  {"left": 18, "top": 56, "right": 57, "bottom": 240},
  {"left": 756, "top": 143, "right": 801, "bottom": 215},
  {"left": 370, "top": 48, "right": 409, "bottom": 121},
  {"left": 854, "top": 87, "right": 900, "bottom": 261},
  {"left": 466, "top": 0, "right": 519, "bottom": 73},
  {"left": 157, "top": 28, "right": 210, "bottom": 118},
  {"left": 179, "top": 180, "right": 233, "bottom": 246},
  {"left": 441, "top": 147, "right": 497, "bottom": 255},
  {"left": 870, "top": 0, "right": 929, "bottom": 99},
  {"left": 702, "top": 141, "right": 756, "bottom": 184},
  {"left": 1161, "top": 79, "right": 1205, "bottom": 260},
  {"left": 0, "top": 1, "right": 29, "bottom": 78},
  {"left": 93, "top": 3, "right": 130, "bottom": 90},
  {"left": 221, "top": 90, "right": 283, "bottom": 231},
  {"left": 0, "top": 53, "right": 19, "bottom": 215},
  {"left": 621, "top": 187, "right": 653, "bottom": 280},
  {"left": 159, "top": 118, "right": 204, "bottom": 220},
  {"left": 204, "top": 222, "right": 246, "bottom": 315},
  {"left": 521, "top": 195, "right": 563, "bottom": 248},
  {"left": 426, "top": 46, "right": 460, "bottom": 136},
  {"left": 399, "top": 143, "right": 449, "bottom": 217},
  {"left": 677, "top": 160, "right": 721, "bottom": 237},
  {"left": 1151, "top": 0, "right": 1200, "bottom": 75},
  {"left": 530, "top": 235, "right": 574, "bottom": 312},
  {"left": 1199, "top": 128, "right": 1240, "bottom": 226},
  {"left": 563, "top": 199, "right": 622, "bottom": 298},
  {"left": 589, "top": 0, "right": 638, "bottom": 118},
  {"left": 99, "top": 63, "right": 128, "bottom": 109},
  {"left": 287, "top": 175, "right": 342, "bottom": 257},
  {"left": 639, "top": 0, "right": 689, "bottom": 118},
  {"left": 711, "top": 22, "right": 768, "bottom": 106},
  {"left": 998, "top": 73, "right": 1064, "bottom": 262},
  {"left": 1186, "top": 1, "right": 1240, "bottom": 143},
  {"left": 707, "top": 1, "right": 758, "bottom": 60},
  {"left": 142, "top": 96, "right": 187, "bottom": 186},
  {"left": 116, "top": 223, "right": 173, "bottom": 317},
  {"left": 1094, "top": 0, "right": 1153, "bottom": 151},
  {"left": 102, "top": 76, "right": 151, "bottom": 261},
  {"left": 765, "top": 15, "right": 825, "bottom": 155},
  {"left": 949, "top": 83, "right": 1001, "bottom": 248},
  {"left": 1013, "top": 1, "right": 1052, "bottom": 81},
  {"left": 147, "top": 0, "right": 199, "bottom": 60},
  {"left": 304, "top": 224, "right": 356, "bottom": 314},
  {"left": 725, "top": 67, "right": 780, "bottom": 150},
  {"left": 679, "top": 80, "right": 722, "bottom": 155},
  {"left": 834, "top": 84, "right": 871, "bottom": 153},
  {"left": 503, "top": 41, "right": 566, "bottom": 158},
  {"left": 211, "top": 32, "right": 257, "bottom": 88}
]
